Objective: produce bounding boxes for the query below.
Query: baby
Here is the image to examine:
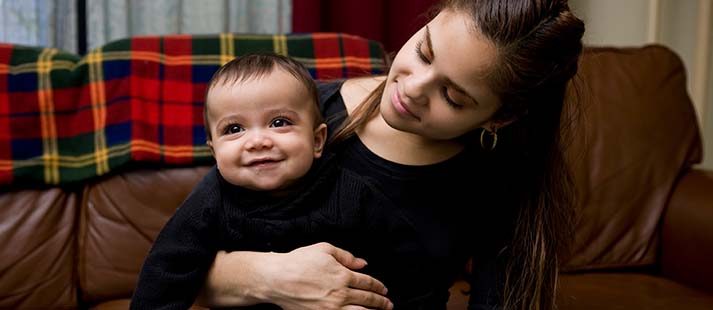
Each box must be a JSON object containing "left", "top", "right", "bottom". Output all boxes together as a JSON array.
[{"left": 131, "top": 53, "right": 392, "bottom": 309}]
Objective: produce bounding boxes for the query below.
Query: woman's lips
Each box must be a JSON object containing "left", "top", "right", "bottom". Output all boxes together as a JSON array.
[{"left": 391, "top": 87, "right": 419, "bottom": 120}]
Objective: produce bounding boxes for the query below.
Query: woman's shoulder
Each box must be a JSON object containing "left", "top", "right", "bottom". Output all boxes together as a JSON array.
[{"left": 340, "top": 76, "right": 385, "bottom": 112}]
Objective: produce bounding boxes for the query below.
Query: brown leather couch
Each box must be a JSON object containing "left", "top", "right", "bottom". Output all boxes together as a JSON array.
[{"left": 2, "top": 45, "right": 713, "bottom": 309}]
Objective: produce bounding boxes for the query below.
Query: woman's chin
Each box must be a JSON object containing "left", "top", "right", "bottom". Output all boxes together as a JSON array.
[{"left": 380, "top": 103, "right": 408, "bottom": 130}]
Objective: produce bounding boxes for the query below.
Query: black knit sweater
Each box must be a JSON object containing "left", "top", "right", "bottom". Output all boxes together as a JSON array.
[
  {"left": 130, "top": 153, "right": 395, "bottom": 309},
  {"left": 131, "top": 81, "right": 512, "bottom": 310}
]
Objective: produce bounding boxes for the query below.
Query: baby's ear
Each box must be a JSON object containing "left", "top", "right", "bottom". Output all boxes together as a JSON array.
[
  {"left": 313, "top": 123, "right": 328, "bottom": 158},
  {"left": 206, "top": 140, "right": 215, "bottom": 157}
]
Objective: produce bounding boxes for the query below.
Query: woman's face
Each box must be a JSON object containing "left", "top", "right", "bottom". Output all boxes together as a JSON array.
[{"left": 380, "top": 9, "right": 503, "bottom": 141}]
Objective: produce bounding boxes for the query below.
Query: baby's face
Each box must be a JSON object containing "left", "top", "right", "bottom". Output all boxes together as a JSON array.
[{"left": 206, "top": 69, "right": 324, "bottom": 191}]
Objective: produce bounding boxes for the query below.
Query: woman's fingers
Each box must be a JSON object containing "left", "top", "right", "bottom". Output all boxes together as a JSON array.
[
  {"left": 276, "top": 243, "right": 393, "bottom": 310},
  {"left": 314, "top": 242, "right": 368, "bottom": 270},
  {"left": 343, "top": 287, "right": 394, "bottom": 310},
  {"left": 348, "top": 270, "right": 388, "bottom": 296},
  {"left": 313, "top": 243, "right": 388, "bottom": 295}
]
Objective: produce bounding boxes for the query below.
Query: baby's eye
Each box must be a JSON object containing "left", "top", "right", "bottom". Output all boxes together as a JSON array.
[
  {"left": 224, "top": 125, "right": 244, "bottom": 135},
  {"left": 270, "top": 118, "right": 292, "bottom": 128}
]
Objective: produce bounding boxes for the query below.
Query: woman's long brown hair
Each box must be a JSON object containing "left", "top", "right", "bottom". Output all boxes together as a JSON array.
[{"left": 331, "top": 1, "right": 584, "bottom": 309}]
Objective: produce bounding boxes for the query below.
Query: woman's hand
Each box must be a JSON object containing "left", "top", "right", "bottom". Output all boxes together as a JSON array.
[{"left": 200, "top": 242, "right": 393, "bottom": 310}]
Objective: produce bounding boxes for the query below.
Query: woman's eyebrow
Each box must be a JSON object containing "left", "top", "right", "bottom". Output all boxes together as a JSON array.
[{"left": 425, "top": 25, "right": 434, "bottom": 58}]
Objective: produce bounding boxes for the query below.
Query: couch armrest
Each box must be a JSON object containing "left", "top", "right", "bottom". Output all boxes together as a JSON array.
[{"left": 661, "top": 168, "right": 713, "bottom": 294}]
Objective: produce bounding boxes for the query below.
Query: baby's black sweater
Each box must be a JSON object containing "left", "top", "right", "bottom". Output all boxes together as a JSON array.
[{"left": 130, "top": 154, "right": 397, "bottom": 309}]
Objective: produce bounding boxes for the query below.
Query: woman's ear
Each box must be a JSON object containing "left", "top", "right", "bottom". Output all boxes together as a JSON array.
[
  {"left": 483, "top": 117, "right": 517, "bottom": 131},
  {"left": 313, "top": 123, "right": 328, "bottom": 158}
]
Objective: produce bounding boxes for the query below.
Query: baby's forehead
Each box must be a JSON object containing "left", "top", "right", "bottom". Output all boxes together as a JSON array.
[
  {"left": 207, "top": 82, "right": 312, "bottom": 106},
  {"left": 207, "top": 81, "right": 315, "bottom": 110},
  {"left": 213, "top": 66, "right": 301, "bottom": 87},
  {"left": 205, "top": 67, "right": 319, "bottom": 118}
]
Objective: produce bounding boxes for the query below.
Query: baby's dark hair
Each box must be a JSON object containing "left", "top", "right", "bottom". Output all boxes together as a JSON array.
[{"left": 203, "top": 53, "right": 321, "bottom": 141}]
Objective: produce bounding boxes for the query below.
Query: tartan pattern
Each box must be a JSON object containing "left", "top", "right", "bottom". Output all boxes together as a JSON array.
[{"left": 0, "top": 33, "right": 387, "bottom": 186}]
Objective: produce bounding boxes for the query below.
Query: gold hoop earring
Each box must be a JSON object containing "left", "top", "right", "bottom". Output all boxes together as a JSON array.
[{"left": 480, "top": 128, "right": 498, "bottom": 151}]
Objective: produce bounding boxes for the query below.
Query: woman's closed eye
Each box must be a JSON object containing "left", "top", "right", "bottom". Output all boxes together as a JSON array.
[
  {"left": 416, "top": 39, "right": 465, "bottom": 109},
  {"left": 442, "top": 87, "right": 464, "bottom": 109},
  {"left": 415, "top": 39, "right": 431, "bottom": 65}
]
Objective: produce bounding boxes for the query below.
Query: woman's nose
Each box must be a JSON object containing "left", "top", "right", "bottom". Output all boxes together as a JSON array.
[
  {"left": 402, "top": 72, "right": 433, "bottom": 105},
  {"left": 244, "top": 131, "right": 273, "bottom": 150}
]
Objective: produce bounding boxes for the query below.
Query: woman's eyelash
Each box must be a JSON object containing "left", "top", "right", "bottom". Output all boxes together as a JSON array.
[
  {"left": 441, "top": 88, "right": 463, "bottom": 109},
  {"left": 415, "top": 40, "right": 431, "bottom": 64}
]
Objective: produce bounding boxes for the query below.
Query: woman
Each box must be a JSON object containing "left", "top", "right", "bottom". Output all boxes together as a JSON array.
[{"left": 199, "top": 0, "right": 584, "bottom": 309}]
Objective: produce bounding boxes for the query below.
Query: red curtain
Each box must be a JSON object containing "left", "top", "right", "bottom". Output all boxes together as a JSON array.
[{"left": 292, "top": 0, "right": 439, "bottom": 54}]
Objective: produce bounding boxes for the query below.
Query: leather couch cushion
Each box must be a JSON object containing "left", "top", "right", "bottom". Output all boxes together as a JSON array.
[
  {"left": 0, "top": 189, "right": 79, "bottom": 309},
  {"left": 446, "top": 274, "right": 713, "bottom": 310},
  {"left": 91, "top": 299, "right": 207, "bottom": 310},
  {"left": 79, "top": 166, "right": 211, "bottom": 304},
  {"left": 662, "top": 169, "right": 713, "bottom": 294},
  {"left": 564, "top": 46, "right": 702, "bottom": 270},
  {"left": 557, "top": 273, "right": 713, "bottom": 309}
]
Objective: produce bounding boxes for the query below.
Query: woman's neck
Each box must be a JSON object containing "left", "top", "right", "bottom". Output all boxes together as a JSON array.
[
  {"left": 360, "top": 114, "right": 464, "bottom": 165},
  {"left": 341, "top": 77, "right": 464, "bottom": 166}
]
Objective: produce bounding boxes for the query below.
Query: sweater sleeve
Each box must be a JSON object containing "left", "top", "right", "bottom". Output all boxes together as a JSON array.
[{"left": 130, "top": 168, "right": 221, "bottom": 310}]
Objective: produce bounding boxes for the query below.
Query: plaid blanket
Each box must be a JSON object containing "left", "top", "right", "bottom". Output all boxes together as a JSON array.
[{"left": 0, "top": 33, "right": 387, "bottom": 186}]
